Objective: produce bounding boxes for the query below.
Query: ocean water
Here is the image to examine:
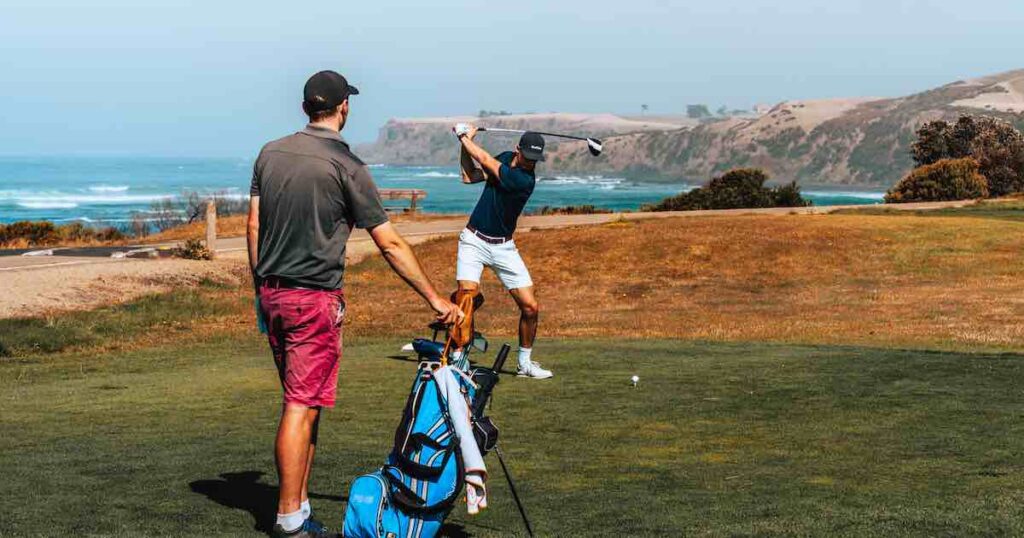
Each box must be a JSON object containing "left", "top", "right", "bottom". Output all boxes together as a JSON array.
[{"left": 0, "top": 156, "right": 884, "bottom": 225}]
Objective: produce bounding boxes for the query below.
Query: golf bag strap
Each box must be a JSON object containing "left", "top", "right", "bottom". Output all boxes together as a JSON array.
[
  {"left": 382, "top": 465, "right": 428, "bottom": 508},
  {"left": 383, "top": 463, "right": 463, "bottom": 514},
  {"left": 395, "top": 439, "right": 453, "bottom": 480}
]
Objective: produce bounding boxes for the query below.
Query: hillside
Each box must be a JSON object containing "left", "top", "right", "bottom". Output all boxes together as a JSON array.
[
  {"left": 361, "top": 70, "right": 1024, "bottom": 186},
  {"left": 356, "top": 112, "right": 694, "bottom": 166}
]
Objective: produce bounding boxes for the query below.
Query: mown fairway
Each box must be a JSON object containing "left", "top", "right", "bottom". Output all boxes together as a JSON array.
[{"left": 4, "top": 336, "right": 1024, "bottom": 536}]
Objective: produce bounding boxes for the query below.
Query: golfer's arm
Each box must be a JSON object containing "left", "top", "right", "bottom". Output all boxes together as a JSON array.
[
  {"left": 460, "top": 145, "right": 485, "bottom": 184},
  {"left": 368, "top": 221, "right": 443, "bottom": 305},
  {"left": 246, "top": 196, "right": 259, "bottom": 276},
  {"left": 460, "top": 138, "right": 502, "bottom": 186}
]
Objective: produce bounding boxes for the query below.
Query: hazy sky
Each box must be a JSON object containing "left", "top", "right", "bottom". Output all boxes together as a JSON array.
[{"left": 1, "top": 0, "right": 1022, "bottom": 156}]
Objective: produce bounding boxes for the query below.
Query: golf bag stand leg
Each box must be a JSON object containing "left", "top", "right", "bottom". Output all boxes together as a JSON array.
[{"left": 495, "top": 445, "right": 535, "bottom": 538}]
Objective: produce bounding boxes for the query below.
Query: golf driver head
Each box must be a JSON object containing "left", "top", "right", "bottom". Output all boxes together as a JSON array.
[{"left": 586, "top": 138, "right": 603, "bottom": 156}]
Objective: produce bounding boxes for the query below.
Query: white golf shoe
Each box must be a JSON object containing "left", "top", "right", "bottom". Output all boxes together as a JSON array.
[{"left": 516, "top": 361, "right": 553, "bottom": 379}]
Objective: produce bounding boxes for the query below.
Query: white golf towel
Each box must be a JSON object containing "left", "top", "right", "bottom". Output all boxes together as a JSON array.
[
  {"left": 433, "top": 366, "right": 486, "bottom": 475},
  {"left": 432, "top": 365, "right": 488, "bottom": 513}
]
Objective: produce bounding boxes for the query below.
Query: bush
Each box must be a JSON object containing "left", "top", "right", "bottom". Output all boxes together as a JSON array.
[
  {"left": 642, "top": 168, "right": 810, "bottom": 211},
  {"left": 530, "top": 205, "right": 613, "bottom": 216},
  {"left": 0, "top": 221, "right": 125, "bottom": 248},
  {"left": 172, "top": 238, "right": 212, "bottom": 260},
  {"left": 911, "top": 115, "right": 1024, "bottom": 196},
  {"left": 885, "top": 158, "right": 989, "bottom": 203}
]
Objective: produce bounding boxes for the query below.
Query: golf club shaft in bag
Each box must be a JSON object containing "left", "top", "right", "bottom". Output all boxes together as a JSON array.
[
  {"left": 472, "top": 343, "right": 509, "bottom": 418},
  {"left": 468, "top": 343, "right": 535, "bottom": 537},
  {"left": 477, "top": 127, "right": 603, "bottom": 156}
]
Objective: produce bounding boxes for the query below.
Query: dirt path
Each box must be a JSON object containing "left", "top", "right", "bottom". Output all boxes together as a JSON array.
[{"left": 0, "top": 201, "right": 970, "bottom": 318}]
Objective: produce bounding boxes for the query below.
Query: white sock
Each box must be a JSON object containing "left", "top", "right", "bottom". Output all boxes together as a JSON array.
[
  {"left": 276, "top": 508, "right": 305, "bottom": 533},
  {"left": 300, "top": 499, "right": 311, "bottom": 520},
  {"left": 518, "top": 347, "right": 532, "bottom": 368}
]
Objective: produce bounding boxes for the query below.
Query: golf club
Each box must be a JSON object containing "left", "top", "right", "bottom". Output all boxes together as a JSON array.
[
  {"left": 478, "top": 127, "right": 603, "bottom": 157},
  {"left": 496, "top": 445, "right": 536, "bottom": 538}
]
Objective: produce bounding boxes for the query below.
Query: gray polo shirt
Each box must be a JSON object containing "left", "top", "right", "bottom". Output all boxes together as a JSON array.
[{"left": 250, "top": 125, "right": 389, "bottom": 290}]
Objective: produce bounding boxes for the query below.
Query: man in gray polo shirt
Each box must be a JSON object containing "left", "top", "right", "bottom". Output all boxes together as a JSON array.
[{"left": 247, "top": 70, "right": 461, "bottom": 538}]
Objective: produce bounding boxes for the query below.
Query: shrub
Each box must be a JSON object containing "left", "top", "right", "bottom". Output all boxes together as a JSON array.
[
  {"left": 530, "top": 205, "right": 613, "bottom": 216},
  {"left": 885, "top": 158, "right": 988, "bottom": 203},
  {"left": 172, "top": 238, "right": 212, "bottom": 260},
  {"left": 910, "top": 115, "right": 1024, "bottom": 196},
  {"left": 0, "top": 221, "right": 125, "bottom": 248},
  {"left": 642, "top": 168, "right": 810, "bottom": 211}
]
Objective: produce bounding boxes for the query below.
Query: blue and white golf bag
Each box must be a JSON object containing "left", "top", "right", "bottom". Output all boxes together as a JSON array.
[{"left": 343, "top": 357, "right": 490, "bottom": 538}]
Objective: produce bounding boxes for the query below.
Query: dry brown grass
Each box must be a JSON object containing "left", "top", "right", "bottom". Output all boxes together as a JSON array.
[
  {"left": 343, "top": 213, "right": 1024, "bottom": 351},
  {"left": 133, "top": 212, "right": 457, "bottom": 243}
]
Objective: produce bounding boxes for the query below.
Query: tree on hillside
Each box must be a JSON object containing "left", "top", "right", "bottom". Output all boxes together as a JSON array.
[
  {"left": 687, "top": 104, "right": 712, "bottom": 120},
  {"left": 911, "top": 115, "right": 1024, "bottom": 196},
  {"left": 717, "top": 105, "right": 729, "bottom": 117},
  {"left": 641, "top": 104, "right": 649, "bottom": 115}
]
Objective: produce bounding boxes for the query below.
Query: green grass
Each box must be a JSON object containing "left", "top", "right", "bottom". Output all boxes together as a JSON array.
[
  {"left": 3, "top": 336, "right": 1024, "bottom": 536},
  {"left": 834, "top": 199, "right": 1024, "bottom": 222}
]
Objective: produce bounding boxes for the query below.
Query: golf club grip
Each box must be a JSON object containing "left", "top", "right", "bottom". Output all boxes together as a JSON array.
[{"left": 492, "top": 343, "right": 511, "bottom": 372}]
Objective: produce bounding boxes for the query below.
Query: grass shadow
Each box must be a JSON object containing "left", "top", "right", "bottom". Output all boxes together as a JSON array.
[{"left": 189, "top": 471, "right": 344, "bottom": 534}]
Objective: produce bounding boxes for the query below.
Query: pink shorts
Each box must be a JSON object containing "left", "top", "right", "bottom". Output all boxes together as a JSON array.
[{"left": 259, "top": 285, "right": 345, "bottom": 408}]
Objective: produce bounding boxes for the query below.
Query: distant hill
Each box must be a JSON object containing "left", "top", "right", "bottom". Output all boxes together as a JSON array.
[
  {"left": 356, "top": 112, "right": 695, "bottom": 166},
  {"left": 359, "top": 70, "right": 1024, "bottom": 186}
]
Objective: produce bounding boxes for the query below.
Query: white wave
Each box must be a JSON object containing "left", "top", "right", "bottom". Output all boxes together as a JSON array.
[
  {"left": 0, "top": 190, "right": 251, "bottom": 206},
  {"left": 540, "top": 175, "right": 626, "bottom": 186},
  {"left": 87, "top": 185, "right": 130, "bottom": 193},
  {"left": 1, "top": 192, "right": 175, "bottom": 205},
  {"left": 803, "top": 191, "right": 884, "bottom": 200},
  {"left": 18, "top": 201, "right": 79, "bottom": 209},
  {"left": 415, "top": 171, "right": 460, "bottom": 178}
]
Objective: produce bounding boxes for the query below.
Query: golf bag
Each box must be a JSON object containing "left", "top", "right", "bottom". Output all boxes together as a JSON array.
[{"left": 342, "top": 344, "right": 508, "bottom": 538}]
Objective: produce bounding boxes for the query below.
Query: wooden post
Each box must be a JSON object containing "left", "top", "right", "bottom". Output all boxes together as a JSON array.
[
  {"left": 410, "top": 192, "right": 418, "bottom": 213},
  {"left": 205, "top": 199, "right": 217, "bottom": 259}
]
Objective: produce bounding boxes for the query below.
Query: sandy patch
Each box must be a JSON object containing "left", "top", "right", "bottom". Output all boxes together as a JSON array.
[{"left": 952, "top": 76, "right": 1024, "bottom": 113}]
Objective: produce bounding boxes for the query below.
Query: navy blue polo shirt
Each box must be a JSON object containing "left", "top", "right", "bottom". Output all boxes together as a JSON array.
[{"left": 467, "top": 151, "right": 536, "bottom": 238}]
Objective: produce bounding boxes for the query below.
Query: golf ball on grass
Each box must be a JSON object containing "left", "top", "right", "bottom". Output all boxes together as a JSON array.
[{"left": 631, "top": 375, "right": 639, "bottom": 386}]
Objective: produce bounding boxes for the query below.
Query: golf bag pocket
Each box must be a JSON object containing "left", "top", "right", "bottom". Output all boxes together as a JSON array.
[
  {"left": 344, "top": 470, "right": 449, "bottom": 538},
  {"left": 342, "top": 472, "right": 405, "bottom": 538},
  {"left": 473, "top": 416, "right": 499, "bottom": 455},
  {"left": 388, "top": 368, "right": 464, "bottom": 512}
]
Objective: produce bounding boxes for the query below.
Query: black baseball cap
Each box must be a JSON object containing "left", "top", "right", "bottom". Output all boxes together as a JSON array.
[
  {"left": 518, "top": 132, "right": 545, "bottom": 162},
  {"left": 303, "top": 70, "right": 360, "bottom": 112}
]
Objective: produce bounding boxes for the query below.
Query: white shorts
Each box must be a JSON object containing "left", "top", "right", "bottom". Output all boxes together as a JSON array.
[{"left": 456, "top": 228, "right": 534, "bottom": 290}]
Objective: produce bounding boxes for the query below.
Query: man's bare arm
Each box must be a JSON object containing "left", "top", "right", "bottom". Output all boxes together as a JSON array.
[
  {"left": 460, "top": 144, "right": 486, "bottom": 184},
  {"left": 368, "top": 221, "right": 461, "bottom": 324},
  {"left": 246, "top": 196, "right": 260, "bottom": 281}
]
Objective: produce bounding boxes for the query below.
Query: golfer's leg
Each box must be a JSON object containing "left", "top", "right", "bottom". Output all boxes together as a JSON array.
[
  {"left": 275, "top": 403, "right": 319, "bottom": 514},
  {"left": 299, "top": 409, "right": 320, "bottom": 507},
  {"left": 509, "top": 286, "right": 539, "bottom": 349},
  {"left": 456, "top": 231, "right": 486, "bottom": 298}
]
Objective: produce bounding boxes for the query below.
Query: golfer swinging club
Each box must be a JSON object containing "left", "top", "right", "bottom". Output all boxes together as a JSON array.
[
  {"left": 249, "top": 70, "right": 461, "bottom": 538},
  {"left": 452, "top": 123, "right": 552, "bottom": 379}
]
